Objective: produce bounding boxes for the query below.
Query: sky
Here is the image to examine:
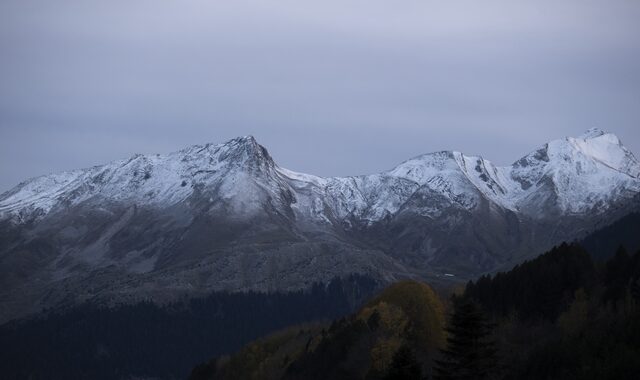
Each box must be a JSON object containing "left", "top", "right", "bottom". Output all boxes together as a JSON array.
[{"left": 1, "top": 0, "right": 639, "bottom": 192}]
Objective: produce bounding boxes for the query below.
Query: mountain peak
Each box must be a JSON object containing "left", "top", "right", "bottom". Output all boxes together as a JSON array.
[
  {"left": 510, "top": 129, "right": 638, "bottom": 182},
  {"left": 180, "top": 135, "right": 273, "bottom": 167},
  {"left": 230, "top": 135, "right": 259, "bottom": 146},
  {"left": 217, "top": 135, "right": 275, "bottom": 171},
  {"left": 579, "top": 127, "right": 607, "bottom": 139},
  {"left": 573, "top": 128, "right": 623, "bottom": 149},
  {"left": 564, "top": 130, "right": 639, "bottom": 175}
]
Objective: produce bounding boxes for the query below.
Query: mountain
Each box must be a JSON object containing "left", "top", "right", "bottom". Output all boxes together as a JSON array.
[
  {"left": 1, "top": 128, "right": 639, "bottom": 323},
  {"left": 4, "top": 208, "right": 640, "bottom": 380}
]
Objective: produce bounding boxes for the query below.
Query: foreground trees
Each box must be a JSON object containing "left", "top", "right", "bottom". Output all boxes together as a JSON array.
[
  {"left": 189, "top": 242, "right": 640, "bottom": 380},
  {"left": 435, "top": 298, "right": 496, "bottom": 380},
  {"left": 384, "top": 345, "right": 422, "bottom": 380}
]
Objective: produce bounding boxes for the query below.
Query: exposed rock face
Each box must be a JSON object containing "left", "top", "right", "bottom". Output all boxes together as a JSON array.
[{"left": 1, "top": 129, "right": 639, "bottom": 323}]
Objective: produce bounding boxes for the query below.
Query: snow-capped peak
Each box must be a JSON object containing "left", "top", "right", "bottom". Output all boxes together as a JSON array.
[
  {"left": 566, "top": 130, "right": 638, "bottom": 178},
  {"left": 1, "top": 130, "right": 639, "bottom": 224},
  {"left": 179, "top": 135, "right": 273, "bottom": 167},
  {"left": 0, "top": 136, "right": 282, "bottom": 222},
  {"left": 512, "top": 129, "right": 638, "bottom": 176},
  {"left": 579, "top": 127, "right": 607, "bottom": 139}
]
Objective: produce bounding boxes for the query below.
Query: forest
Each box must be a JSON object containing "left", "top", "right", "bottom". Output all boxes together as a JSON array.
[
  {"left": 0, "top": 275, "right": 378, "bottom": 379},
  {"left": 190, "top": 242, "right": 640, "bottom": 379}
]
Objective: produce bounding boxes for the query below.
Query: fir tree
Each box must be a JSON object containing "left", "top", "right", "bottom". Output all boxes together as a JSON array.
[
  {"left": 603, "top": 246, "right": 632, "bottom": 308},
  {"left": 435, "top": 298, "right": 497, "bottom": 380},
  {"left": 384, "top": 345, "right": 422, "bottom": 380}
]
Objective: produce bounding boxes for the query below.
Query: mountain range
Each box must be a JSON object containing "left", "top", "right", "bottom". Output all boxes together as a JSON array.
[{"left": 1, "top": 128, "right": 639, "bottom": 323}]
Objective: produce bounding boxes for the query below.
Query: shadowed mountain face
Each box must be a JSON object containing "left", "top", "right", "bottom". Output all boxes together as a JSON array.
[{"left": 1, "top": 129, "right": 639, "bottom": 323}]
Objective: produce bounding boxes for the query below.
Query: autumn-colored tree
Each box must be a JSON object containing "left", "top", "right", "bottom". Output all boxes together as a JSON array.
[
  {"left": 557, "top": 288, "right": 589, "bottom": 335},
  {"left": 365, "top": 281, "right": 446, "bottom": 353},
  {"left": 359, "top": 302, "right": 408, "bottom": 373}
]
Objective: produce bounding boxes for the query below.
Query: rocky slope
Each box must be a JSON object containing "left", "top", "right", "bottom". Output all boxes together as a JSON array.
[{"left": 1, "top": 128, "right": 638, "bottom": 323}]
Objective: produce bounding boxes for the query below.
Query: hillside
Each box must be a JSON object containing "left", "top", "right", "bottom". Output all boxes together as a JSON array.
[{"left": 189, "top": 244, "right": 640, "bottom": 380}]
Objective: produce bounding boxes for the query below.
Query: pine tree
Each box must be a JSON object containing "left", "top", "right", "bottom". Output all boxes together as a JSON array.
[
  {"left": 384, "top": 345, "right": 422, "bottom": 380},
  {"left": 604, "top": 246, "right": 632, "bottom": 308},
  {"left": 435, "top": 298, "right": 497, "bottom": 380}
]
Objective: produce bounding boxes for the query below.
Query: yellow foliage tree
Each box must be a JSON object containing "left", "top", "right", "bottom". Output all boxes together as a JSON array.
[
  {"left": 359, "top": 301, "right": 409, "bottom": 372},
  {"left": 558, "top": 288, "right": 588, "bottom": 336},
  {"left": 365, "top": 281, "right": 446, "bottom": 353}
]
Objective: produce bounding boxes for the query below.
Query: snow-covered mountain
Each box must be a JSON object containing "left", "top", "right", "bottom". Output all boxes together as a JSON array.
[{"left": 1, "top": 128, "right": 639, "bottom": 323}]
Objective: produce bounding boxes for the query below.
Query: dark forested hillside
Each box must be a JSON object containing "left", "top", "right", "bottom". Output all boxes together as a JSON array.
[
  {"left": 463, "top": 243, "right": 640, "bottom": 380},
  {"left": 581, "top": 212, "right": 640, "bottom": 261},
  {"left": 190, "top": 244, "right": 640, "bottom": 380},
  {"left": 465, "top": 243, "right": 598, "bottom": 321},
  {"left": 190, "top": 281, "right": 446, "bottom": 380},
  {"left": 0, "top": 275, "right": 378, "bottom": 380}
]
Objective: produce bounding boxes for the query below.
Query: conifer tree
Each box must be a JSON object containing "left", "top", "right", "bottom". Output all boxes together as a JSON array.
[
  {"left": 435, "top": 298, "right": 497, "bottom": 380},
  {"left": 604, "top": 246, "right": 632, "bottom": 308},
  {"left": 384, "top": 345, "right": 422, "bottom": 380}
]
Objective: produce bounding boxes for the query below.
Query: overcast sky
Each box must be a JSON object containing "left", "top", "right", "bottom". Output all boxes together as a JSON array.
[{"left": 1, "top": 0, "right": 639, "bottom": 192}]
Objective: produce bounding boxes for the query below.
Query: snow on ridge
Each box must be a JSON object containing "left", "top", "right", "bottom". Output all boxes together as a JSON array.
[
  {"left": 1, "top": 129, "right": 639, "bottom": 222},
  {"left": 0, "top": 135, "right": 276, "bottom": 219},
  {"left": 277, "top": 167, "right": 328, "bottom": 186},
  {"left": 579, "top": 127, "right": 607, "bottom": 139},
  {"left": 568, "top": 133, "right": 639, "bottom": 178},
  {"left": 506, "top": 130, "right": 640, "bottom": 213}
]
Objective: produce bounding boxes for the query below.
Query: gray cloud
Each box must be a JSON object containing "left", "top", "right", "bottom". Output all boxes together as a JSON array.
[{"left": 1, "top": 0, "right": 639, "bottom": 191}]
